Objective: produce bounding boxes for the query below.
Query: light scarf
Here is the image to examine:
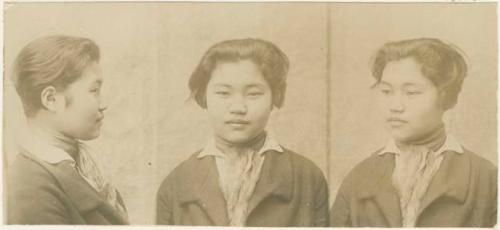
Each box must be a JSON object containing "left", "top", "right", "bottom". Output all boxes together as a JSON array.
[
  {"left": 218, "top": 148, "right": 265, "bottom": 226},
  {"left": 207, "top": 132, "right": 268, "bottom": 226},
  {"left": 198, "top": 132, "right": 284, "bottom": 226},
  {"left": 391, "top": 124, "right": 446, "bottom": 227},
  {"left": 24, "top": 129, "right": 128, "bottom": 220},
  {"left": 76, "top": 143, "right": 128, "bottom": 219}
]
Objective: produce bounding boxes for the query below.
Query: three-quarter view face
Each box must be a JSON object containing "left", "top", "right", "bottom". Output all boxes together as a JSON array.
[
  {"left": 330, "top": 38, "right": 496, "bottom": 227},
  {"left": 376, "top": 57, "right": 446, "bottom": 143},
  {"left": 3, "top": 2, "right": 497, "bottom": 228}
]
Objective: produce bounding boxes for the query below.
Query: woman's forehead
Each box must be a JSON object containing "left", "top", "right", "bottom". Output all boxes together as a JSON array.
[
  {"left": 70, "top": 63, "right": 103, "bottom": 87},
  {"left": 208, "top": 60, "right": 268, "bottom": 87},
  {"left": 381, "top": 58, "right": 433, "bottom": 87}
]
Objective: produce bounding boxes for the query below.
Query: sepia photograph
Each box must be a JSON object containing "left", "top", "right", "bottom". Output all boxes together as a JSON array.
[
  {"left": 328, "top": 3, "right": 497, "bottom": 227},
  {"left": 2, "top": 2, "right": 497, "bottom": 228}
]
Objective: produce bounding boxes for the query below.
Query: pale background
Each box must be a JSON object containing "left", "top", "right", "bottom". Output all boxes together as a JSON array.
[{"left": 3, "top": 3, "right": 497, "bottom": 225}]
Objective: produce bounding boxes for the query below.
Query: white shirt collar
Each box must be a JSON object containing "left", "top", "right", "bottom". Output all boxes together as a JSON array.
[
  {"left": 198, "top": 132, "right": 283, "bottom": 159},
  {"left": 19, "top": 131, "right": 75, "bottom": 164},
  {"left": 379, "top": 134, "right": 464, "bottom": 156}
]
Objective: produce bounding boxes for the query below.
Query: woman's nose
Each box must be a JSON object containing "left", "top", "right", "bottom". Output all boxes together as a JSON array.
[
  {"left": 99, "top": 104, "right": 108, "bottom": 112},
  {"left": 388, "top": 94, "right": 405, "bottom": 113},
  {"left": 99, "top": 98, "right": 108, "bottom": 112},
  {"left": 229, "top": 97, "right": 248, "bottom": 114}
]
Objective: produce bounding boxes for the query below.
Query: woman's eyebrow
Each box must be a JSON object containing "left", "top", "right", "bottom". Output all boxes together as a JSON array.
[
  {"left": 402, "top": 82, "right": 420, "bottom": 87},
  {"left": 211, "top": 83, "right": 231, "bottom": 88},
  {"left": 245, "top": 83, "right": 265, "bottom": 89},
  {"left": 378, "top": 81, "right": 393, "bottom": 87}
]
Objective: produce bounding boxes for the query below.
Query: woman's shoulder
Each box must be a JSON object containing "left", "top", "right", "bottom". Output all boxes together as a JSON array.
[
  {"left": 461, "top": 149, "right": 497, "bottom": 176},
  {"left": 281, "top": 148, "right": 326, "bottom": 180},
  {"left": 341, "top": 148, "right": 392, "bottom": 183},
  {"left": 157, "top": 150, "right": 206, "bottom": 188},
  {"left": 169, "top": 150, "right": 204, "bottom": 174},
  {"left": 7, "top": 152, "right": 64, "bottom": 200},
  {"left": 8, "top": 152, "right": 58, "bottom": 186},
  {"left": 463, "top": 149, "right": 496, "bottom": 166}
]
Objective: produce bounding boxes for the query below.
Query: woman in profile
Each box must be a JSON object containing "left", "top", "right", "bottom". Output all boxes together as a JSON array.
[
  {"left": 156, "top": 38, "right": 329, "bottom": 227},
  {"left": 7, "top": 35, "right": 128, "bottom": 225},
  {"left": 330, "top": 38, "right": 497, "bottom": 227}
]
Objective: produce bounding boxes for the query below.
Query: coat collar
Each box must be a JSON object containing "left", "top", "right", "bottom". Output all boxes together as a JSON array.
[
  {"left": 357, "top": 152, "right": 402, "bottom": 226},
  {"left": 378, "top": 135, "right": 464, "bottom": 156},
  {"left": 177, "top": 154, "right": 229, "bottom": 225},
  {"left": 197, "top": 132, "right": 284, "bottom": 159},
  {"left": 177, "top": 149, "right": 293, "bottom": 226},
  {"left": 247, "top": 148, "right": 294, "bottom": 215},
  {"left": 17, "top": 133, "right": 102, "bottom": 213},
  {"left": 19, "top": 131, "right": 75, "bottom": 165},
  {"left": 19, "top": 151, "right": 129, "bottom": 225},
  {"left": 357, "top": 150, "right": 471, "bottom": 227}
]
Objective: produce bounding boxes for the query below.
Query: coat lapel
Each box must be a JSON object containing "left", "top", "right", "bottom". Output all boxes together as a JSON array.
[
  {"left": 247, "top": 150, "right": 293, "bottom": 217},
  {"left": 357, "top": 151, "right": 471, "bottom": 227},
  {"left": 177, "top": 150, "right": 293, "bottom": 226},
  {"left": 417, "top": 151, "right": 470, "bottom": 218},
  {"left": 177, "top": 155, "right": 229, "bottom": 226},
  {"left": 25, "top": 152, "right": 129, "bottom": 224},
  {"left": 358, "top": 154, "right": 402, "bottom": 227}
]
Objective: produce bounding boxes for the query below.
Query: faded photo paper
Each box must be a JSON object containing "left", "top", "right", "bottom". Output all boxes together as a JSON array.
[
  {"left": 2, "top": 2, "right": 497, "bottom": 228},
  {"left": 328, "top": 3, "right": 497, "bottom": 228}
]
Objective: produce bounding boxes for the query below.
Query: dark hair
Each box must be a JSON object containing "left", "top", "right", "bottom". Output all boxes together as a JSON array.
[
  {"left": 12, "top": 35, "right": 100, "bottom": 116},
  {"left": 372, "top": 38, "right": 467, "bottom": 110},
  {"left": 189, "top": 38, "right": 289, "bottom": 108}
]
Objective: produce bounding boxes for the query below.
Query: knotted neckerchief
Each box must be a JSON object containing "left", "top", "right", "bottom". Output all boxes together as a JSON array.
[
  {"left": 392, "top": 124, "right": 446, "bottom": 227},
  {"left": 76, "top": 143, "right": 128, "bottom": 220},
  {"left": 217, "top": 132, "right": 267, "bottom": 226},
  {"left": 52, "top": 135, "right": 128, "bottom": 220}
]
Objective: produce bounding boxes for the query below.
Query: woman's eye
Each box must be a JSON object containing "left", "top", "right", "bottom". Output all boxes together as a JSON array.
[
  {"left": 406, "top": 91, "right": 421, "bottom": 96},
  {"left": 380, "top": 89, "right": 391, "bottom": 95},
  {"left": 247, "top": 92, "right": 264, "bottom": 97},
  {"left": 90, "top": 88, "right": 100, "bottom": 93},
  {"left": 215, "top": 91, "right": 230, "bottom": 96}
]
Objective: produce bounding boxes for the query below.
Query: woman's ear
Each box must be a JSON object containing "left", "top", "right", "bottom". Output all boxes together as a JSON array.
[
  {"left": 40, "top": 86, "right": 64, "bottom": 112},
  {"left": 438, "top": 90, "right": 454, "bottom": 111},
  {"left": 273, "top": 85, "right": 286, "bottom": 108}
]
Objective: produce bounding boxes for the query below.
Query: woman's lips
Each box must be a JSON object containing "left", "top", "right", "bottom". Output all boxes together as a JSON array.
[
  {"left": 96, "top": 116, "right": 105, "bottom": 125},
  {"left": 387, "top": 117, "right": 407, "bottom": 127},
  {"left": 226, "top": 119, "right": 250, "bottom": 128}
]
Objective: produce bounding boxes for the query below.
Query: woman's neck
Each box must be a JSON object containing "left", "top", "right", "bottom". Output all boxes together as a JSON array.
[
  {"left": 397, "top": 123, "right": 446, "bottom": 152},
  {"left": 214, "top": 132, "right": 267, "bottom": 157},
  {"left": 28, "top": 119, "right": 79, "bottom": 159}
]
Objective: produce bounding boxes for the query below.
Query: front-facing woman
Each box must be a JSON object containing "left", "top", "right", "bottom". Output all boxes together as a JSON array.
[
  {"left": 156, "top": 38, "right": 329, "bottom": 227},
  {"left": 330, "top": 38, "right": 497, "bottom": 227}
]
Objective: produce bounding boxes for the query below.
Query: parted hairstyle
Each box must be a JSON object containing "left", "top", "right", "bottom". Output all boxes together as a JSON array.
[
  {"left": 189, "top": 38, "right": 290, "bottom": 109},
  {"left": 372, "top": 38, "right": 468, "bottom": 110},
  {"left": 12, "top": 35, "right": 100, "bottom": 117}
]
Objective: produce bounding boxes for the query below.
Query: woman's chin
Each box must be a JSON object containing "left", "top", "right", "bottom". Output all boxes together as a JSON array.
[
  {"left": 219, "top": 135, "right": 254, "bottom": 146},
  {"left": 389, "top": 131, "right": 413, "bottom": 143},
  {"left": 76, "top": 131, "right": 101, "bottom": 141}
]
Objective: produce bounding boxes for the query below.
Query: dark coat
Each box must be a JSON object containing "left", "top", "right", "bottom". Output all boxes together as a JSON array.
[
  {"left": 330, "top": 149, "right": 497, "bottom": 227},
  {"left": 156, "top": 148, "right": 329, "bottom": 226},
  {"left": 7, "top": 151, "right": 129, "bottom": 225}
]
